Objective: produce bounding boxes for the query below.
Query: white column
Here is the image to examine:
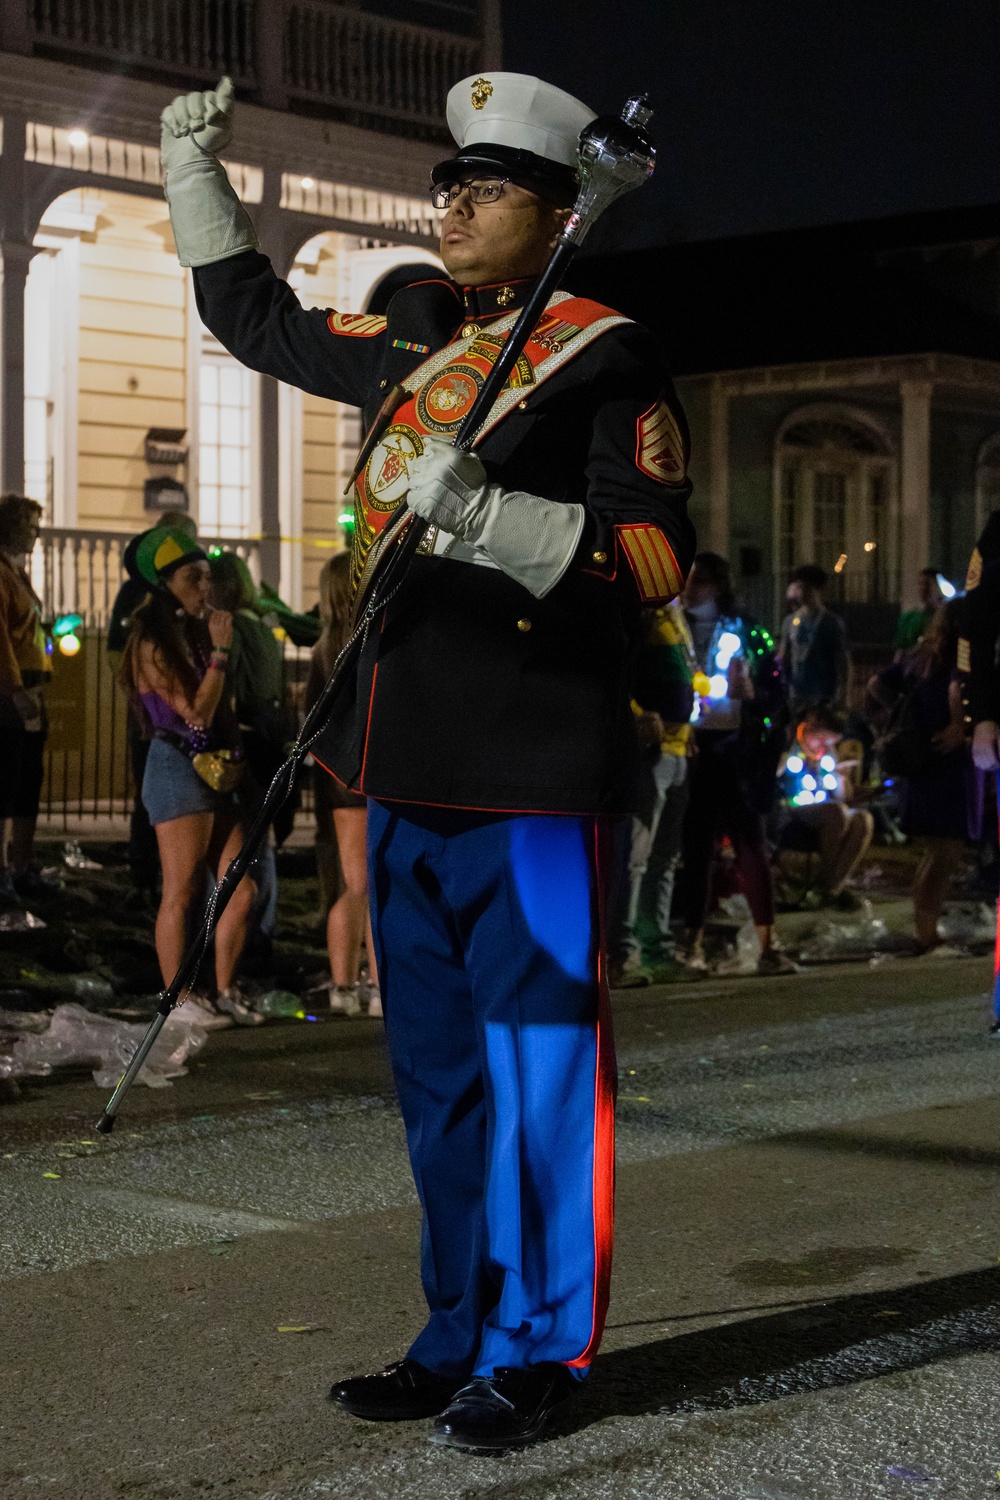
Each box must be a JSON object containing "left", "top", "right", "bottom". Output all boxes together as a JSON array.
[
  {"left": 278, "top": 380, "right": 303, "bottom": 611},
  {"left": 899, "top": 378, "right": 933, "bottom": 608},
  {"left": 478, "top": 0, "right": 503, "bottom": 68},
  {"left": 708, "top": 376, "right": 729, "bottom": 555}
]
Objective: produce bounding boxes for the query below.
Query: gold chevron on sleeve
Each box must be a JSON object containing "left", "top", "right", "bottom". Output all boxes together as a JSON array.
[
  {"left": 636, "top": 397, "right": 687, "bottom": 485},
  {"left": 327, "top": 312, "right": 389, "bottom": 338},
  {"left": 617, "top": 524, "right": 684, "bottom": 602}
]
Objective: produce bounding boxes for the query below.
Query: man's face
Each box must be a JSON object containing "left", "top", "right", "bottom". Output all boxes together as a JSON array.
[
  {"left": 439, "top": 177, "right": 566, "bottom": 286},
  {"left": 786, "top": 581, "right": 804, "bottom": 608}
]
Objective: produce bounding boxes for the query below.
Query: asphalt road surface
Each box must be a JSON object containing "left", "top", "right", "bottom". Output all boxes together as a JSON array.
[{"left": 3, "top": 954, "right": 1000, "bottom": 1499}]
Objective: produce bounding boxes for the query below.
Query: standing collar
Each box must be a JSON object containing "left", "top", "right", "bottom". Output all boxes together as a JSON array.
[{"left": 460, "top": 277, "right": 538, "bottom": 319}]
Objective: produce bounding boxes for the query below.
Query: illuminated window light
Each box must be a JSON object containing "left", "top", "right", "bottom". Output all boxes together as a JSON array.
[
  {"left": 801, "top": 773, "right": 816, "bottom": 790},
  {"left": 820, "top": 754, "right": 836, "bottom": 771},
  {"left": 822, "top": 774, "right": 838, "bottom": 790},
  {"left": 786, "top": 755, "right": 804, "bottom": 774},
  {"left": 67, "top": 128, "right": 89, "bottom": 149}
]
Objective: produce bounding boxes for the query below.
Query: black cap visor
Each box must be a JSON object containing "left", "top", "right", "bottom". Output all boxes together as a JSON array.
[{"left": 431, "top": 142, "right": 578, "bottom": 204}]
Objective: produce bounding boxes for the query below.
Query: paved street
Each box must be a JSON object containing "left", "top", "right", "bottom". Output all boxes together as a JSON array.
[{"left": 3, "top": 955, "right": 1000, "bottom": 1499}]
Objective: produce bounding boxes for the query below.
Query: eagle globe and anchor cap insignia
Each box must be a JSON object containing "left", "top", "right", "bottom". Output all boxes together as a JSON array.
[{"left": 471, "top": 77, "right": 494, "bottom": 111}]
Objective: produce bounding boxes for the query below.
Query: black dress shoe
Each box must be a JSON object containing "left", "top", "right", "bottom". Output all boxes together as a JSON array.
[
  {"left": 329, "top": 1358, "right": 463, "bottom": 1421},
  {"left": 429, "top": 1364, "right": 576, "bottom": 1452}
]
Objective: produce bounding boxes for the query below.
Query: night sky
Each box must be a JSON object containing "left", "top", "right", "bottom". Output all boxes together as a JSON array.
[{"left": 501, "top": 0, "right": 1000, "bottom": 250}]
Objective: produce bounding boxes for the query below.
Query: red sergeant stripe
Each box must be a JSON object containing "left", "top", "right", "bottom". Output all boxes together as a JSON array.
[{"left": 567, "top": 816, "right": 617, "bottom": 1370}]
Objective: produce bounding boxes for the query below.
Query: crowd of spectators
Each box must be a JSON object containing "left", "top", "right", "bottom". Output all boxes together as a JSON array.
[
  {"left": 0, "top": 491, "right": 989, "bottom": 1014},
  {"left": 609, "top": 554, "right": 984, "bottom": 983}
]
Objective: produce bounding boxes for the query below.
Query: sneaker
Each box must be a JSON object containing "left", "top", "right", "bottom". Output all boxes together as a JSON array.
[
  {"left": 173, "top": 994, "right": 233, "bottom": 1031},
  {"left": 758, "top": 946, "right": 798, "bottom": 976},
  {"left": 12, "top": 865, "right": 63, "bottom": 899},
  {"left": 329, "top": 984, "right": 362, "bottom": 1017},
  {"left": 215, "top": 987, "right": 265, "bottom": 1026},
  {"left": 610, "top": 956, "right": 653, "bottom": 988},
  {"left": 366, "top": 987, "right": 383, "bottom": 1018}
]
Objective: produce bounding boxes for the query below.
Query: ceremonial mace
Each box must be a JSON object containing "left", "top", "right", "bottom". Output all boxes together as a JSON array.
[{"left": 95, "top": 95, "right": 655, "bottom": 1133}]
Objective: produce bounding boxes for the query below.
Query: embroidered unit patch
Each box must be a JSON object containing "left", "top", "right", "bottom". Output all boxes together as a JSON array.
[
  {"left": 635, "top": 397, "right": 687, "bottom": 485},
  {"left": 966, "top": 547, "right": 983, "bottom": 591},
  {"left": 392, "top": 338, "right": 432, "bottom": 354},
  {"left": 327, "top": 312, "right": 388, "bottom": 338},
  {"left": 617, "top": 524, "right": 684, "bottom": 603}
]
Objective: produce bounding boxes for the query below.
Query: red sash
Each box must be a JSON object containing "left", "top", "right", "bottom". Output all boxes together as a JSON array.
[{"left": 350, "top": 294, "right": 630, "bottom": 591}]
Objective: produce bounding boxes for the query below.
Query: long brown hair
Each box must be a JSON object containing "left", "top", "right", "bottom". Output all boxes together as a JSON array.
[
  {"left": 913, "top": 598, "right": 963, "bottom": 679},
  {"left": 121, "top": 587, "right": 212, "bottom": 727},
  {"left": 310, "top": 552, "right": 352, "bottom": 683}
]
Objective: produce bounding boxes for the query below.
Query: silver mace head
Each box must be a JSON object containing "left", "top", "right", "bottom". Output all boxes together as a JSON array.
[{"left": 563, "top": 95, "right": 656, "bottom": 246}]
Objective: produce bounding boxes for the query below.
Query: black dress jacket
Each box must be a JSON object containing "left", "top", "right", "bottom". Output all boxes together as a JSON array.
[{"left": 194, "top": 251, "right": 696, "bottom": 814}]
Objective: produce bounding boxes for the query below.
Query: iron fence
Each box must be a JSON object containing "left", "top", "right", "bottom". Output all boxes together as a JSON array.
[{"left": 37, "top": 622, "right": 314, "bottom": 828}]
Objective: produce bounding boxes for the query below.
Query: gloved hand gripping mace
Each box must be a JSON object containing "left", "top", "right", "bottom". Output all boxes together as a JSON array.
[{"left": 95, "top": 96, "right": 655, "bottom": 1133}]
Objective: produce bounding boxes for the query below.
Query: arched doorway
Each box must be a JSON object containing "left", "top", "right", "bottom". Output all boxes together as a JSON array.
[{"left": 773, "top": 403, "right": 897, "bottom": 612}]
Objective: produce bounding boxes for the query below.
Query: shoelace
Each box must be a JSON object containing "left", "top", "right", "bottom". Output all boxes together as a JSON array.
[{"left": 448, "top": 1377, "right": 516, "bottom": 1413}]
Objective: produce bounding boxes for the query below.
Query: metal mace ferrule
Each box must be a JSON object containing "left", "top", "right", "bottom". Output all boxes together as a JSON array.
[{"left": 562, "top": 94, "right": 656, "bottom": 247}]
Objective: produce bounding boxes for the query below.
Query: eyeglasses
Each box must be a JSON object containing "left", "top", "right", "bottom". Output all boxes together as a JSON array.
[{"left": 431, "top": 177, "right": 509, "bottom": 210}]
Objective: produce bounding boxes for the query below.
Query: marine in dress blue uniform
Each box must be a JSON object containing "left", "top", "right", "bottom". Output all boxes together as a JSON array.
[{"left": 160, "top": 70, "right": 695, "bottom": 1450}]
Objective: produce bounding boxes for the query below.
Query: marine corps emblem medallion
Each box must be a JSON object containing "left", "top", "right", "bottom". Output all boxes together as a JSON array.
[
  {"left": 471, "top": 77, "right": 494, "bottom": 111},
  {"left": 416, "top": 365, "right": 484, "bottom": 434},
  {"left": 363, "top": 424, "right": 425, "bottom": 511}
]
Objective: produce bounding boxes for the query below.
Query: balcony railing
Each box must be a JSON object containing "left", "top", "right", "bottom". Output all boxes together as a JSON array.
[
  {"left": 34, "top": 527, "right": 261, "bottom": 626},
  {"left": 20, "top": 0, "right": 480, "bottom": 137},
  {"left": 30, "top": 0, "right": 256, "bottom": 84},
  {"left": 284, "top": 1, "right": 478, "bottom": 131}
]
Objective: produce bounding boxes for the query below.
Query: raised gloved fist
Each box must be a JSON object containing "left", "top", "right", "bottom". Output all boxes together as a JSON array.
[
  {"left": 972, "top": 719, "right": 1000, "bottom": 772},
  {"left": 406, "top": 436, "right": 496, "bottom": 542},
  {"left": 160, "top": 76, "right": 235, "bottom": 175}
]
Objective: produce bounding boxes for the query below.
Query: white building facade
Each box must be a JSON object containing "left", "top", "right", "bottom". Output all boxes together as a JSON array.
[{"left": 0, "top": 0, "right": 499, "bottom": 616}]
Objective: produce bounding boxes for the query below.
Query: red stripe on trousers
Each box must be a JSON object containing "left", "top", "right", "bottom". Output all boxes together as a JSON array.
[{"left": 567, "top": 815, "right": 617, "bottom": 1369}]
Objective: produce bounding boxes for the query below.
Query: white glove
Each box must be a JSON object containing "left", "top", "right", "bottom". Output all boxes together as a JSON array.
[
  {"left": 972, "top": 719, "right": 1000, "bottom": 772},
  {"left": 160, "top": 76, "right": 258, "bottom": 267},
  {"left": 406, "top": 436, "right": 585, "bottom": 599}
]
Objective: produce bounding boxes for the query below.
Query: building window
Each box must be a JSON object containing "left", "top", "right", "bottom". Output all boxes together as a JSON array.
[
  {"left": 198, "top": 330, "right": 253, "bottom": 537},
  {"left": 775, "top": 405, "right": 895, "bottom": 607},
  {"left": 976, "top": 433, "right": 1000, "bottom": 536}
]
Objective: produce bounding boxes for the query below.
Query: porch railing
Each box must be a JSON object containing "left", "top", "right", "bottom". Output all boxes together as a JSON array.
[
  {"left": 284, "top": 1, "right": 479, "bottom": 130},
  {"left": 21, "top": 0, "right": 480, "bottom": 136},
  {"left": 34, "top": 527, "right": 262, "bottom": 626},
  {"left": 29, "top": 0, "right": 257, "bottom": 86}
]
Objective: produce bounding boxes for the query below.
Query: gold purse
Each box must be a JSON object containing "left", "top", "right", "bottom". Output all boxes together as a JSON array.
[{"left": 191, "top": 748, "right": 244, "bottom": 793}]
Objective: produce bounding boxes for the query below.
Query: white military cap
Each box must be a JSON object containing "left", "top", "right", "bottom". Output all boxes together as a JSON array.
[{"left": 432, "top": 72, "right": 596, "bottom": 200}]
